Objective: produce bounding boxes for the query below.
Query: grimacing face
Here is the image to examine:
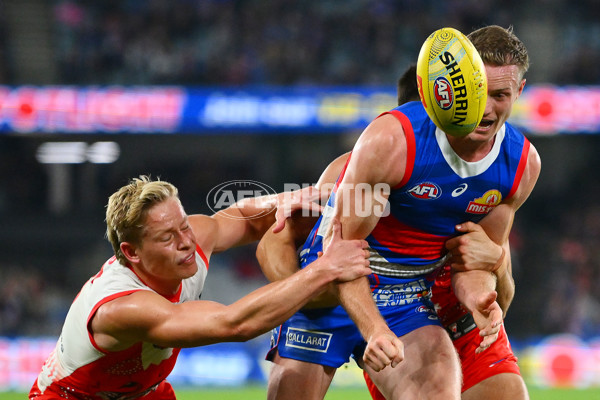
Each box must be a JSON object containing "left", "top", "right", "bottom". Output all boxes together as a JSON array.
[
  {"left": 125, "top": 197, "right": 198, "bottom": 293},
  {"left": 472, "top": 64, "right": 525, "bottom": 139}
]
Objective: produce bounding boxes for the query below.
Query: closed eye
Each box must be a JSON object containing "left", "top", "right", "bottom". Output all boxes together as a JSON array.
[{"left": 159, "top": 234, "right": 173, "bottom": 242}]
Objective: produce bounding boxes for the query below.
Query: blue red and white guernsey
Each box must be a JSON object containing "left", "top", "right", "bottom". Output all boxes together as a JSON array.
[
  {"left": 267, "top": 101, "right": 530, "bottom": 368},
  {"left": 303, "top": 100, "right": 529, "bottom": 278}
]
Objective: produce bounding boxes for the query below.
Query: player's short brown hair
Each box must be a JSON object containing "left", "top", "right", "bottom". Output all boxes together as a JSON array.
[{"left": 468, "top": 25, "right": 529, "bottom": 80}]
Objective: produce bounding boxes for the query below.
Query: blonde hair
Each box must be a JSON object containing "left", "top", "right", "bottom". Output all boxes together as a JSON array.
[
  {"left": 105, "top": 175, "right": 179, "bottom": 265},
  {"left": 468, "top": 25, "right": 529, "bottom": 81}
]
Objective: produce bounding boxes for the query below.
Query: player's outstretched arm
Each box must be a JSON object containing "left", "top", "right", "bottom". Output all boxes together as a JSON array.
[
  {"left": 192, "top": 185, "right": 323, "bottom": 257},
  {"left": 256, "top": 215, "right": 343, "bottom": 308},
  {"left": 91, "top": 219, "right": 371, "bottom": 350},
  {"left": 256, "top": 151, "right": 354, "bottom": 308}
]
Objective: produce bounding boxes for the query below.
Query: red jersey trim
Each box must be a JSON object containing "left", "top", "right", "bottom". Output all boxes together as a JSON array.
[
  {"left": 196, "top": 245, "right": 209, "bottom": 270},
  {"left": 86, "top": 289, "right": 145, "bottom": 354},
  {"left": 370, "top": 215, "right": 447, "bottom": 260},
  {"left": 331, "top": 151, "right": 353, "bottom": 192},
  {"left": 377, "top": 110, "right": 416, "bottom": 189},
  {"left": 507, "top": 138, "right": 530, "bottom": 199}
]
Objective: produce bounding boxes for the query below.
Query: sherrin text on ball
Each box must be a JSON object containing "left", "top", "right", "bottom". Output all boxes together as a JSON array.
[{"left": 416, "top": 27, "right": 487, "bottom": 137}]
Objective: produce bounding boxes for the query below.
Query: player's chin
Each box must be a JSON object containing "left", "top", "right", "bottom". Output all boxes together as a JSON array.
[{"left": 179, "top": 262, "right": 198, "bottom": 279}]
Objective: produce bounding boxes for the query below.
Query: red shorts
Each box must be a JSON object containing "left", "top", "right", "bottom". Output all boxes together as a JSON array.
[
  {"left": 455, "top": 323, "right": 520, "bottom": 392},
  {"left": 363, "top": 323, "right": 521, "bottom": 398},
  {"left": 29, "top": 379, "right": 176, "bottom": 399}
]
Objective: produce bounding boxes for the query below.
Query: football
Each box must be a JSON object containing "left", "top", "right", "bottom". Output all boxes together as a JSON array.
[{"left": 416, "top": 27, "right": 487, "bottom": 137}]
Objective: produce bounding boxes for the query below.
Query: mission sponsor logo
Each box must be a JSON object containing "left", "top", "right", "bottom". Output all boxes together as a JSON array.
[
  {"left": 408, "top": 182, "right": 441, "bottom": 200},
  {"left": 466, "top": 189, "right": 502, "bottom": 214},
  {"left": 285, "top": 327, "right": 332, "bottom": 353}
]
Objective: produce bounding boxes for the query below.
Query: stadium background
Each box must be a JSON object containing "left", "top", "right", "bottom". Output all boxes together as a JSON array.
[{"left": 1, "top": 0, "right": 600, "bottom": 397}]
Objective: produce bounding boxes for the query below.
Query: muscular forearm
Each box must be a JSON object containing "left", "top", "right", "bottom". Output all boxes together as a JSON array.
[
  {"left": 256, "top": 220, "right": 300, "bottom": 283},
  {"left": 451, "top": 270, "right": 496, "bottom": 315},
  {"left": 337, "top": 277, "right": 388, "bottom": 341},
  {"left": 446, "top": 220, "right": 515, "bottom": 317},
  {"left": 225, "top": 263, "right": 336, "bottom": 342},
  {"left": 492, "top": 247, "right": 514, "bottom": 316},
  {"left": 256, "top": 216, "right": 339, "bottom": 308},
  {"left": 225, "top": 194, "right": 281, "bottom": 241}
]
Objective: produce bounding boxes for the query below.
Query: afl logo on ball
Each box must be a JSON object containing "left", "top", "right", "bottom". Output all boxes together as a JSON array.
[
  {"left": 206, "top": 180, "right": 276, "bottom": 219},
  {"left": 433, "top": 77, "right": 454, "bottom": 110}
]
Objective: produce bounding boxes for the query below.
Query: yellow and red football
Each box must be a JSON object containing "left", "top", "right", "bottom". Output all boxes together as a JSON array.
[{"left": 416, "top": 27, "right": 487, "bottom": 137}]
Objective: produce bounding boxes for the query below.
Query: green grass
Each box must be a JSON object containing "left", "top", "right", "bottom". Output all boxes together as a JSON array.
[
  {"left": 177, "top": 386, "right": 600, "bottom": 399},
  {"left": 4, "top": 385, "right": 600, "bottom": 399}
]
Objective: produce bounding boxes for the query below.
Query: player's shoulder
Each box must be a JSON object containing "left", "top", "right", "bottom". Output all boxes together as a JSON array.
[
  {"left": 501, "top": 122, "right": 531, "bottom": 152},
  {"left": 503, "top": 122, "right": 540, "bottom": 163},
  {"left": 390, "top": 102, "right": 438, "bottom": 134},
  {"left": 503, "top": 121, "right": 525, "bottom": 138},
  {"left": 189, "top": 214, "right": 219, "bottom": 254}
]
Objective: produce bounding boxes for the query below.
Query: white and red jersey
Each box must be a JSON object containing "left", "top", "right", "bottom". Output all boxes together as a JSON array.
[{"left": 30, "top": 245, "right": 209, "bottom": 400}]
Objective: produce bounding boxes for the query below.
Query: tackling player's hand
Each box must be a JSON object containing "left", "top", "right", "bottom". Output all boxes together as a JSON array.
[
  {"left": 272, "top": 186, "right": 323, "bottom": 233},
  {"left": 362, "top": 329, "right": 404, "bottom": 372},
  {"left": 317, "top": 218, "right": 371, "bottom": 283},
  {"left": 472, "top": 291, "right": 503, "bottom": 353},
  {"left": 446, "top": 222, "right": 503, "bottom": 273}
]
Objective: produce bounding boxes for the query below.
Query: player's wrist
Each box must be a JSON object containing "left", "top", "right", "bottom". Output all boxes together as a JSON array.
[{"left": 306, "top": 256, "right": 339, "bottom": 288}]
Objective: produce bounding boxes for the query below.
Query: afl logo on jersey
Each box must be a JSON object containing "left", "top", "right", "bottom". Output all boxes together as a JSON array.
[
  {"left": 408, "top": 182, "right": 441, "bottom": 200},
  {"left": 434, "top": 77, "right": 454, "bottom": 110}
]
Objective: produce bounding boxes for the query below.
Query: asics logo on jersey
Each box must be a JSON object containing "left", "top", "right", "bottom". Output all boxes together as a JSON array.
[
  {"left": 408, "top": 182, "right": 441, "bottom": 200},
  {"left": 451, "top": 183, "right": 468, "bottom": 197}
]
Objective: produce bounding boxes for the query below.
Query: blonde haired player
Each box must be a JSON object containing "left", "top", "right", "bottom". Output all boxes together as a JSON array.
[
  {"left": 261, "top": 25, "right": 539, "bottom": 400},
  {"left": 29, "top": 176, "right": 372, "bottom": 399}
]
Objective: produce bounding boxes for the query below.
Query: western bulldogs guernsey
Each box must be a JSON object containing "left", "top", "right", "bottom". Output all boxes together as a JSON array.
[
  {"left": 268, "top": 102, "right": 529, "bottom": 368},
  {"left": 30, "top": 247, "right": 209, "bottom": 400},
  {"left": 300, "top": 101, "right": 529, "bottom": 281}
]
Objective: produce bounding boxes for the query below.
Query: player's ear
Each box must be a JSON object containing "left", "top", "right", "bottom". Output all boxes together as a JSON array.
[
  {"left": 516, "top": 78, "right": 526, "bottom": 99},
  {"left": 120, "top": 242, "right": 140, "bottom": 264}
]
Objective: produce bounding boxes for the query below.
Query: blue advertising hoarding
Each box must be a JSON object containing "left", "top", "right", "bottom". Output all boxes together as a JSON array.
[{"left": 0, "top": 85, "right": 599, "bottom": 135}]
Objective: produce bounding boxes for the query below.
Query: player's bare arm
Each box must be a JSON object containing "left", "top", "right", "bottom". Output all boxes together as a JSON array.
[
  {"left": 91, "top": 219, "right": 371, "bottom": 351},
  {"left": 191, "top": 185, "right": 323, "bottom": 257},
  {"left": 256, "top": 152, "right": 353, "bottom": 308},
  {"left": 257, "top": 216, "right": 352, "bottom": 309},
  {"left": 449, "top": 142, "right": 540, "bottom": 312},
  {"left": 325, "top": 114, "right": 406, "bottom": 371},
  {"left": 448, "top": 142, "right": 540, "bottom": 352}
]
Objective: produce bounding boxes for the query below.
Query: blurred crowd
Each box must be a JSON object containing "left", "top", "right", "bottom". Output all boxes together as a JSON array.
[
  {"left": 0, "top": 4, "right": 10, "bottom": 83},
  {"left": 1, "top": 0, "right": 600, "bottom": 340},
  {"left": 10, "top": 0, "right": 595, "bottom": 86},
  {"left": 0, "top": 265, "right": 70, "bottom": 337}
]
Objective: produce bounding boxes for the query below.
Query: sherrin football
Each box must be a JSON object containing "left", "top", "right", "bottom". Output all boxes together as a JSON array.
[{"left": 416, "top": 27, "right": 487, "bottom": 137}]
